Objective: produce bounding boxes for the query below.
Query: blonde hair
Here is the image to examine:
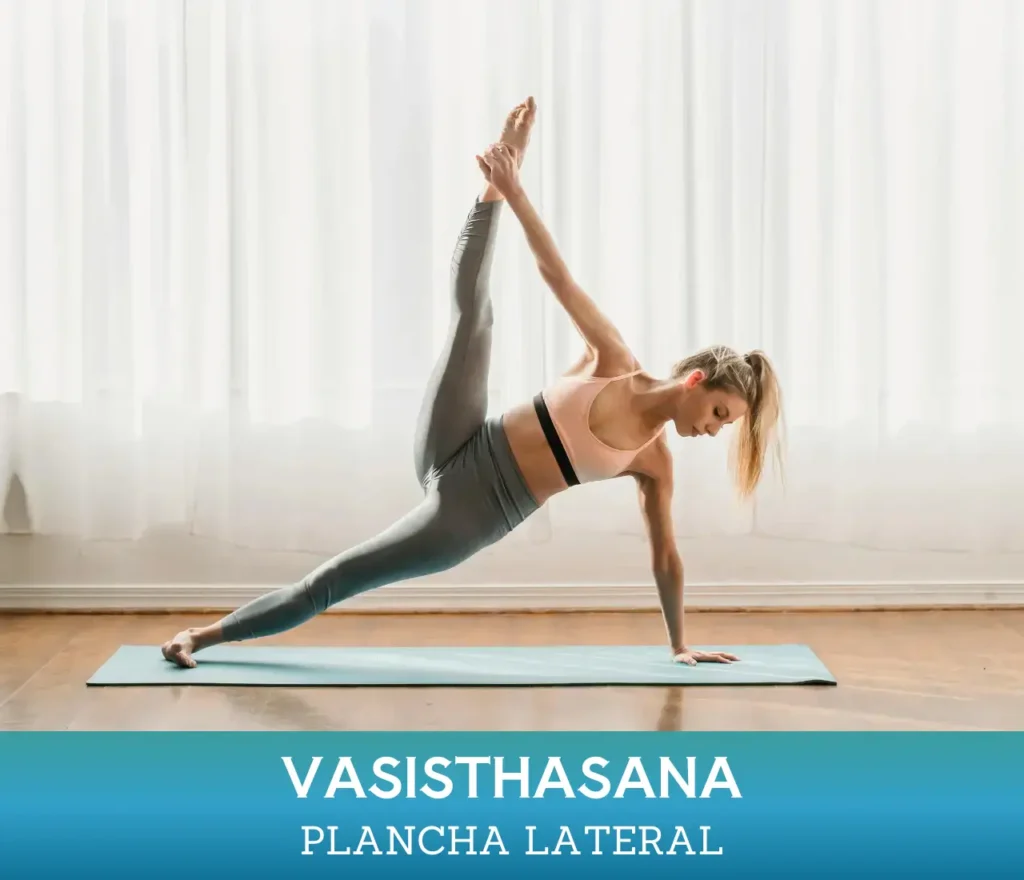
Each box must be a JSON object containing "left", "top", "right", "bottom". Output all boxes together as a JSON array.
[{"left": 671, "top": 345, "right": 785, "bottom": 498}]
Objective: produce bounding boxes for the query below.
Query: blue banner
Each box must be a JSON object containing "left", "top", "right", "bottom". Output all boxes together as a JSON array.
[{"left": 1, "top": 732, "right": 1020, "bottom": 877}]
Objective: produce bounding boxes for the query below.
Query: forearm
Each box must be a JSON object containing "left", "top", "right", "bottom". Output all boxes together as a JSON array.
[
  {"left": 503, "top": 186, "right": 571, "bottom": 284},
  {"left": 653, "top": 558, "right": 686, "bottom": 653}
]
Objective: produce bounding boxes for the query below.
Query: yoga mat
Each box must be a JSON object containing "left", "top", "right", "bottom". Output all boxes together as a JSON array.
[{"left": 87, "top": 644, "right": 836, "bottom": 687}]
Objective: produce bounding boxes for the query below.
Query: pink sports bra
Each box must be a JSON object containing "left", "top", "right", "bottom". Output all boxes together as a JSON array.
[{"left": 535, "top": 369, "right": 663, "bottom": 485}]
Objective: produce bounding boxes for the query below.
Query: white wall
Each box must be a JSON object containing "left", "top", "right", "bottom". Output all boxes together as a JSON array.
[
  {"left": 4, "top": 0, "right": 1022, "bottom": 610},
  {"left": 2, "top": 533, "right": 1020, "bottom": 590},
  {"left": 4, "top": 472, "right": 1019, "bottom": 598}
]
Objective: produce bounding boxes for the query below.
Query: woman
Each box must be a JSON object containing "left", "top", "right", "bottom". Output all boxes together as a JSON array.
[{"left": 161, "top": 97, "right": 783, "bottom": 670}]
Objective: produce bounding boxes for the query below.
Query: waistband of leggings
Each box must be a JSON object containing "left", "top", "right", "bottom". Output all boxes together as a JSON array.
[{"left": 486, "top": 415, "right": 540, "bottom": 522}]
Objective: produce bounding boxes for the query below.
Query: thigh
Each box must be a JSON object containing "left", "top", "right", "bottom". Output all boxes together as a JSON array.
[
  {"left": 413, "top": 313, "right": 492, "bottom": 484},
  {"left": 412, "top": 199, "right": 502, "bottom": 484},
  {"left": 301, "top": 488, "right": 497, "bottom": 611}
]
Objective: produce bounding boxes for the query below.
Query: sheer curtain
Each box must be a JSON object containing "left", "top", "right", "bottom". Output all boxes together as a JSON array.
[{"left": 1, "top": 0, "right": 1021, "bottom": 562}]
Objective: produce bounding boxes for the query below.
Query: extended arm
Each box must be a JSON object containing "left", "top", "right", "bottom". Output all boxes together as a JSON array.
[
  {"left": 504, "top": 186, "right": 632, "bottom": 362},
  {"left": 633, "top": 457, "right": 739, "bottom": 666},
  {"left": 476, "top": 144, "right": 634, "bottom": 365},
  {"left": 634, "top": 470, "right": 686, "bottom": 654}
]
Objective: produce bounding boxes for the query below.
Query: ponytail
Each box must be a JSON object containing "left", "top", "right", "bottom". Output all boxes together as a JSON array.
[{"left": 731, "top": 349, "right": 784, "bottom": 498}]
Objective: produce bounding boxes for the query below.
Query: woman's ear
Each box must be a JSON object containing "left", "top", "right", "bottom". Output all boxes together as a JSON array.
[{"left": 682, "top": 369, "right": 706, "bottom": 389}]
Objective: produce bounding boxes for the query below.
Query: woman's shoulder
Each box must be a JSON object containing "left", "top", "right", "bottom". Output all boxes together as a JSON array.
[{"left": 561, "top": 346, "right": 643, "bottom": 380}]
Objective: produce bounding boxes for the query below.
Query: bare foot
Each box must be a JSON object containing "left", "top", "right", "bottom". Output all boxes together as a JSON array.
[
  {"left": 161, "top": 629, "right": 199, "bottom": 668},
  {"left": 498, "top": 96, "right": 536, "bottom": 166}
]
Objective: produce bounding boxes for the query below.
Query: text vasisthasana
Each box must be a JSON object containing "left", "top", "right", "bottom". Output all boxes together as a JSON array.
[{"left": 281, "top": 755, "right": 741, "bottom": 800}]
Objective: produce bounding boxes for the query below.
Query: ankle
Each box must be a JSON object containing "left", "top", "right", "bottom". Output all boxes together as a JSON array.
[
  {"left": 479, "top": 184, "right": 505, "bottom": 204},
  {"left": 189, "top": 626, "right": 220, "bottom": 652}
]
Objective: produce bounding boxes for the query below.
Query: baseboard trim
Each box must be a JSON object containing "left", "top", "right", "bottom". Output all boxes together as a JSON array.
[{"left": 0, "top": 581, "right": 1022, "bottom": 613}]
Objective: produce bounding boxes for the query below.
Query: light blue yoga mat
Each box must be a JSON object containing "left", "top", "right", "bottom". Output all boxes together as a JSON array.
[{"left": 87, "top": 644, "right": 836, "bottom": 687}]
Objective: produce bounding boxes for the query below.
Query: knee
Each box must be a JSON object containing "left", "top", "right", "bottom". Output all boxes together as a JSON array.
[
  {"left": 298, "top": 574, "right": 335, "bottom": 616},
  {"left": 472, "top": 293, "right": 494, "bottom": 328},
  {"left": 453, "top": 284, "right": 494, "bottom": 327},
  {"left": 300, "top": 554, "right": 370, "bottom": 611}
]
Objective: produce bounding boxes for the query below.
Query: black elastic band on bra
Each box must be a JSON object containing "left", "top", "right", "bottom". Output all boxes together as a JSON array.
[{"left": 533, "top": 392, "right": 580, "bottom": 487}]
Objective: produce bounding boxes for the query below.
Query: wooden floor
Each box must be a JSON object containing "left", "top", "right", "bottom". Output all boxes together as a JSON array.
[{"left": 2, "top": 609, "right": 1023, "bottom": 731}]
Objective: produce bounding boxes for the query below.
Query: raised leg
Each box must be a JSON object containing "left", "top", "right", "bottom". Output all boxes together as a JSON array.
[
  {"left": 412, "top": 98, "right": 537, "bottom": 485},
  {"left": 411, "top": 198, "right": 502, "bottom": 485}
]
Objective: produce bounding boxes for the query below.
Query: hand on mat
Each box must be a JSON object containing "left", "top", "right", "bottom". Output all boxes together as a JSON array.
[
  {"left": 672, "top": 648, "right": 739, "bottom": 666},
  {"left": 476, "top": 142, "right": 521, "bottom": 196}
]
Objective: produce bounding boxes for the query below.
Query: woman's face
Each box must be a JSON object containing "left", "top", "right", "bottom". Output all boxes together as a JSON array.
[{"left": 673, "top": 373, "right": 748, "bottom": 438}]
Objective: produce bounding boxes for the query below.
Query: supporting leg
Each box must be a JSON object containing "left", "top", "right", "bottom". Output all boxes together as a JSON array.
[{"left": 161, "top": 493, "right": 476, "bottom": 667}]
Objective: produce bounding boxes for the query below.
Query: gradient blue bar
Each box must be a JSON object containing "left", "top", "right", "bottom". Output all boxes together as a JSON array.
[{"left": 1, "top": 732, "right": 1021, "bottom": 878}]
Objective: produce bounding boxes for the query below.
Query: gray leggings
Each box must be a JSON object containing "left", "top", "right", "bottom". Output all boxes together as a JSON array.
[{"left": 219, "top": 198, "right": 539, "bottom": 642}]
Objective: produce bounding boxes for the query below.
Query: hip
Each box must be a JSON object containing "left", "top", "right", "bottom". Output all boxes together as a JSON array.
[{"left": 431, "top": 415, "right": 541, "bottom": 535}]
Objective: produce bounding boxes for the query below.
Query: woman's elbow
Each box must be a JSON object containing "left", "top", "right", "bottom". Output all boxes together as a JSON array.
[
  {"left": 652, "top": 548, "right": 683, "bottom": 579},
  {"left": 542, "top": 266, "right": 573, "bottom": 291}
]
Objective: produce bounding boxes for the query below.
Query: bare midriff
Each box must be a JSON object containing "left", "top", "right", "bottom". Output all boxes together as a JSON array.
[{"left": 500, "top": 400, "right": 571, "bottom": 507}]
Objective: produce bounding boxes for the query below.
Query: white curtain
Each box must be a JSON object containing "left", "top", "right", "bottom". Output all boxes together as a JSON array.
[{"left": 1, "top": 0, "right": 1021, "bottom": 562}]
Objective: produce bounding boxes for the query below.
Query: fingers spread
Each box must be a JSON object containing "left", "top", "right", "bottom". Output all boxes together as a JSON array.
[{"left": 689, "top": 651, "right": 736, "bottom": 664}]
